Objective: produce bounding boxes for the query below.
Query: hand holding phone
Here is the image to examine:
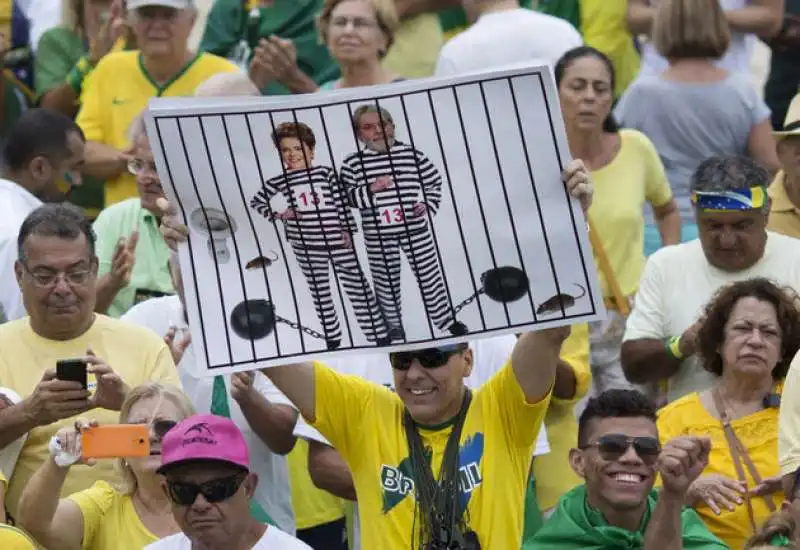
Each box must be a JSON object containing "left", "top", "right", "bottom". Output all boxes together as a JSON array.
[
  {"left": 81, "top": 424, "right": 150, "bottom": 459},
  {"left": 27, "top": 368, "right": 91, "bottom": 425}
]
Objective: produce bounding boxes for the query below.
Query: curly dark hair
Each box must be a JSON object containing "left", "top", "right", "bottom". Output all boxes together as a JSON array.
[
  {"left": 271, "top": 121, "right": 316, "bottom": 151},
  {"left": 696, "top": 278, "right": 800, "bottom": 379},
  {"left": 577, "top": 389, "right": 657, "bottom": 447}
]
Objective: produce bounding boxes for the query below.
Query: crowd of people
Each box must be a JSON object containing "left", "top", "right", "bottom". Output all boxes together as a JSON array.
[{"left": 0, "top": 0, "right": 798, "bottom": 548}]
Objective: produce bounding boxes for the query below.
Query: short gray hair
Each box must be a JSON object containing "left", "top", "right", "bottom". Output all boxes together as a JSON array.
[
  {"left": 127, "top": 112, "right": 148, "bottom": 147},
  {"left": 691, "top": 155, "right": 772, "bottom": 212},
  {"left": 17, "top": 203, "right": 95, "bottom": 261},
  {"left": 194, "top": 72, "right": 261, "bottom": 98},
  {"left": 352, "top": 104, "right": 394, "bottom": 132}
]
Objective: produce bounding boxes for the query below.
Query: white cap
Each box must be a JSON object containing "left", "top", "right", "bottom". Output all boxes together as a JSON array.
[{"left": 127, "top": 0, "right": 193, "bottom": 10}]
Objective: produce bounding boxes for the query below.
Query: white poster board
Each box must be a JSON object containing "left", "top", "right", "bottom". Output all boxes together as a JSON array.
[{"left": 145, "top": 63, "right": 605, "bottom": 375}]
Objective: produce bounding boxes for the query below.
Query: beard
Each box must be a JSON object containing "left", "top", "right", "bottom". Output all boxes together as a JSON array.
[{"left": 364, "top": 136, "right": 395, "bottom": 153}]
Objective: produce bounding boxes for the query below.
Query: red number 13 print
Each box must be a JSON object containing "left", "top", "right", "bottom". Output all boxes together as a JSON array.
[
  {"left": 380, "top": 207, "right": 405, "bottom": 225},
  {"left": 298, "top": 191, "right": 320, "bottom": 207}
]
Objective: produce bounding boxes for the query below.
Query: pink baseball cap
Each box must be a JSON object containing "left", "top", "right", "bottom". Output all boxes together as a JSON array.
[{"left": 157, "top": 414, "right": 250, "bottom": 474}]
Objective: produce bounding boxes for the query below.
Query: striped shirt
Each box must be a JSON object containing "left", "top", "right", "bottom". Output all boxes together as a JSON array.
[
  {"left": 250, "top": 165, "right": 357, "bottom": 249},
  {"left": 340, "top": 141, "right": 443, "bottom": 235}
]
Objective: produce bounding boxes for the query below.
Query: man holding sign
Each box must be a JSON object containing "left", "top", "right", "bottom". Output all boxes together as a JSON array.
[{"left": 340, "top": 104, "right": 467, "bottom": 341}]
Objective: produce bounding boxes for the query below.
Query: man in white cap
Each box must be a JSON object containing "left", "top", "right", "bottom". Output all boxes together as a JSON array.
[
  {"left": 767, "top": 93, "right": 800, "bottom": 238},
  {"left": 75, "top": 0, "right": 238, "bottom": 211}
]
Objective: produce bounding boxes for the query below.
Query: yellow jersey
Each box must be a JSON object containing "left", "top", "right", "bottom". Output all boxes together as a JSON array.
[
  {"left": 287, "top": 438, "right": 346, "bottom": 530},
  {"left": 0, "top": 315, "right": 181, "bottom": 517},
  {"left": 310, "top": 360, "right": 550, "bottom": 549},
  {"left": 67, "top": 481, "right": 160, "bottom": 550},
  {"left": 76, "top": 51, "right": 239, "bottom": 207},
  {"left": 658, "top": 390, "right": 782, "bottom": 549}
]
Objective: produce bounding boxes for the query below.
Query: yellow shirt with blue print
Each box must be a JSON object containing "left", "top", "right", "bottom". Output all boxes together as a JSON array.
[{"left": 309, "top": 359, "right": 550, "bottom": 549}]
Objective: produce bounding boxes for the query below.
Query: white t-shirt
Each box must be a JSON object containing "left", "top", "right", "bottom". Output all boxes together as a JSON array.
[
  {"left": 122, "top": 295, "right": 299, "bottom": 535},
  {"left": 434, "top": 8, "right": 583, "bottom": 77},
  {"left": 0, "top": 178, "right": 42, "bottom": 322},
  {"left": 636, "top": 0, "right": 754, "bottom": 78},
  {"left": 144, "top": 526, "right": 312, "bottom": 550},
  {"left": 623, "top": 232, "right": 800, "bottom": 402}
]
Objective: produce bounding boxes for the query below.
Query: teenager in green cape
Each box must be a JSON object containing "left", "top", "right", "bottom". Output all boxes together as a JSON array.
[{"left": 529, "top": 390, "right": 728, "bottom": 549}]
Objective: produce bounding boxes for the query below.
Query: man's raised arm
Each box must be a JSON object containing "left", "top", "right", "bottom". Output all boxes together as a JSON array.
[
  {"left": 511, "top": 327, "right": 571, "bottom": 404},
  {"left": 259, "top": 362, "right": 317, "bottom": 422}
]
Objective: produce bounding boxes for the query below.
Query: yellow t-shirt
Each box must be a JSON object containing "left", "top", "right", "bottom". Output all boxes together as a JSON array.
[
  {"left": 767, "top": 171, "right": 800, "bottom": 239},
  {"left": 589, "top": 129, "right": 672, "bottom": 297},
  {"left": 76, "top": 51, "right": 239, "bottom": 207},
  {"left": 580, "top": 0, "right": 641, "bottom": 97},
  {"left": 310, "top": 360, "right": 550, "bottom": 549},
  {"left": 781, "top": 353, "right": 800, "bottom": 477},
  {"left": 657, "top": 391, "right": 782, "bottom": 549},
  {"left": 287, "top": 438, "right": 346, "bottom": 530},
  {"left": 382, "top": 14, "right": 444, "bottom": 79},
  {"left": 0, "top": 525, "right": 37, "bottom": 550},
  {"left": 67, "top": 480, "right": 159, "bottom": 550},
  {"left": 533, "top": 322, "right": 591, "bottom": 510},
  {"left": 0, "top": 315, "right": 181, "bottom": 518}
]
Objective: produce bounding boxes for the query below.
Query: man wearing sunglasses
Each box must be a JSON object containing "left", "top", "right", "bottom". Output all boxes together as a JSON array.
[
  {"left": 531, "top": 389, "right": 727, "bottom": 549},
  {"left": 146, "top": 414, "right": 310, "bottom": 550},
  {"left": 260, "top": 325, "right": 570, "bottom": 550}
]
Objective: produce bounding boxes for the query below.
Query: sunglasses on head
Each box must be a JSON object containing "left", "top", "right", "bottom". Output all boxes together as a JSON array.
[
  {"left": 166, "top": 473, "right": 247, "bottom": 506},
  {"left": 581, "top": 433, "right": 661, "bottom": 464},
  {"left": 389, "top": 344, "right": 467, "bottom": 371}
]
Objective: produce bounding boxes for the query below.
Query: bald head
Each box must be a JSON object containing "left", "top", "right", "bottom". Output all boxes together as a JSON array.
[{"left": 194, "top": 73, "right": 261, "bottom": 97}]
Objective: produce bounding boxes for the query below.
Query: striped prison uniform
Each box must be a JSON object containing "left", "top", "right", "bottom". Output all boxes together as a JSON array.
[
  {"left": 250, "top": 165, "right": 388, "bottom": 345},
  {"left": 340, "top": 141, "right": 457, "bottom": 333}
]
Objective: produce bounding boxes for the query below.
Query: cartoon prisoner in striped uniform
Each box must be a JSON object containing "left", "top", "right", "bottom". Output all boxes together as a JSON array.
[
  {"left": 250, "top": 121, "right": 390, "bottom": 350},
  {"left": 340, "top": 104, "right": 468, "bottom": 340}
]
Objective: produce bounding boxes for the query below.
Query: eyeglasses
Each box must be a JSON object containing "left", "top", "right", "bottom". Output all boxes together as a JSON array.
[
  {"left": 330, "top": 16, "right": 377, "bottom": 30},
  {"left": 128, "top": 158, "right": 158, "bottom": 176},
  {"left": 132, "top": 419, "right": 177, "bottom": 439},
  {"left": 581, "top": 434, "right": 661, "bottom": 465},
  {"left": 166, "top": 473, "right": 247, "bottom": 506},
  {"left": 389, "top": 345, "right": 466, "bottom": 371},
  {"left": 21, "top": 261, "right": 93, "bottom": 287}
]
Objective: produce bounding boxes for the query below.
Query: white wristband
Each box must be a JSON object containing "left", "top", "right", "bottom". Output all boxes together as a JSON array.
[{"left": 48, "top": 434, "right": 81, "bottom": 467}]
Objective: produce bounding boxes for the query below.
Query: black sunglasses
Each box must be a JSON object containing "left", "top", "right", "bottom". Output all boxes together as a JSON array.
[
  {"left": 153, "top": 420, "right": 178, "bottom": 439},
  {"left": 389, "top": 345, "right": 467, "bottom": 371},
  {"left": 166, "top": 473, "right": 247, "bottom": 506},
  {"left": 581, "top": 433, "right": 661, "bottom": 465}
]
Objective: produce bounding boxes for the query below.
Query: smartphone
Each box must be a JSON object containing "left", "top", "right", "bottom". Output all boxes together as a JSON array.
[
  {"left": 56, "top": 359, "right": 87, "bottom": 389},
  {"left": 81, "top": 425, "right": 150, "bottom": 459}
]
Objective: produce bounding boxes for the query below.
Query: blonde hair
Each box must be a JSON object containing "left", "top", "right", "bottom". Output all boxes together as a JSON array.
[
  {"left": 317, "top": 0, "right": 399, "bottom": 57},
  {"left": 115, "top": 382, "right": 195, "bottom": 495},
  {"left": 194, "top": 72, "right": 261, "bottom": 97},
  {"left": 652, "top": 0, "right": 731, "bottom": 60}
]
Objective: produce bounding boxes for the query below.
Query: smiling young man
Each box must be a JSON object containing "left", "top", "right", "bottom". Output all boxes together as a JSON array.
[{"left": 530, "top": 389, "right": 727, "bottom": 549}]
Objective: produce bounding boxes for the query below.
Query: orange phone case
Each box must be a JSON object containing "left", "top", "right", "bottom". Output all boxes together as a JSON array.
[{"left": 81, "top": 425, "right": 150, "bottom": 459}]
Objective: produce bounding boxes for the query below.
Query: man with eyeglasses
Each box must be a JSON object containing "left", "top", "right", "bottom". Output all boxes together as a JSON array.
[
  {"left": 530, "top": 389, "right": 727, "bottom": 549},
  {"left": 75, "top": 0, "right": 239, "bottom": 210},
  {"left": 91, "top": 111, "right": 174, "bottom": 318},
  {"left": 0, "top": 109, "right": 86, "bottom": 324},
  {"left": 146, "top": 414, "right": 310, "bottom": 549},
  {"left": 0, "top": 202, "right": 180, "bottom": 521}
]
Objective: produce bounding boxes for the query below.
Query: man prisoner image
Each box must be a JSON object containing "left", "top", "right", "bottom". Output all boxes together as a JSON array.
[
  {"left": 250, "top": 121, "right": 390, "bottom": 350},
  {"left": 339, "top": 104, "right": 468, "bottom": 341}
]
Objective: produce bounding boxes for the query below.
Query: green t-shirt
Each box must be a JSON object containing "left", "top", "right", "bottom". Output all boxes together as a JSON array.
[
  {"left": 92, "top": 198, "right": 174, "bottom": 317},
  {"left": 528, "top": 485, "right": 729, "bottom": 549},
  {"left": 199, "top": 0, "right": 338, "bottom": 95}
]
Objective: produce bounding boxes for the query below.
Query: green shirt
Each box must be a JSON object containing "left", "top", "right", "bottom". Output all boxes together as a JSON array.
[
  {"left": 528, "top": 485, "right": 729, "bottom": 549},
  {"left": 93, "top": 198, "right": 174, "bottom": 317},
  {"left": 199, "top": 0, "right": 338, "bottom": 95}
]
